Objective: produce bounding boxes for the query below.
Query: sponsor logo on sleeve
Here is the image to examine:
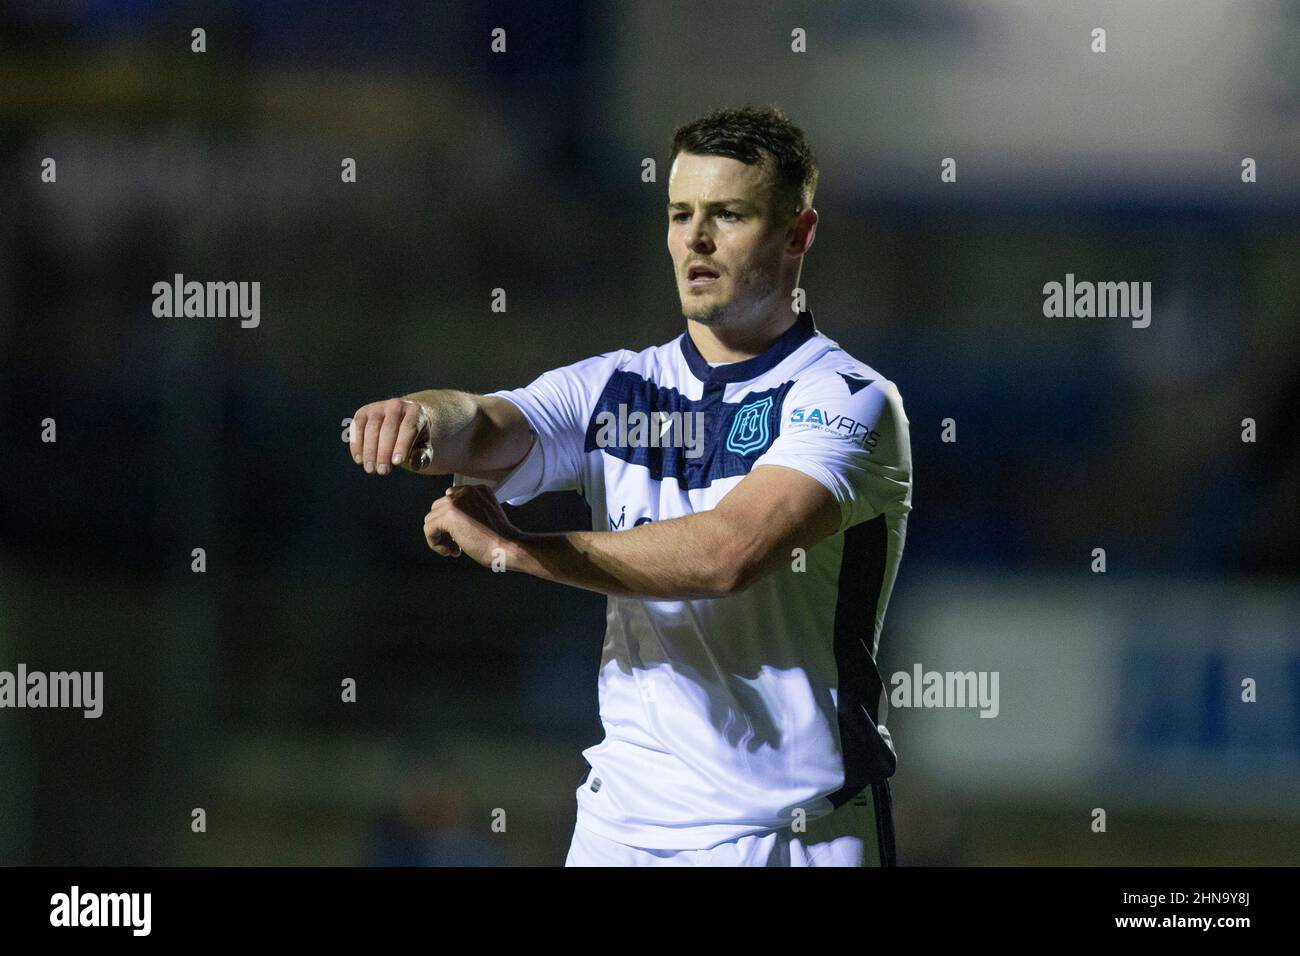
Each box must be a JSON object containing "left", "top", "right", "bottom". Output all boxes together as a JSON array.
[{"left": 788, "top": 406, "right": 880, "bottom": 450}]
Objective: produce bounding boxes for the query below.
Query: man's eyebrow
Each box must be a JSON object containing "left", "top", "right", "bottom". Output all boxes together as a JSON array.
[{"left": 667, "top": 198, "right": 756, "bottom": 210}]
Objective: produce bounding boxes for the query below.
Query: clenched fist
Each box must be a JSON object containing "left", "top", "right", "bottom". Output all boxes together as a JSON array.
[
  {"left": 424, "top": 484, "right": 522, "bottom": 568},
  {"left": 348, "top": 397, "right": 433, "bottom": 475}
]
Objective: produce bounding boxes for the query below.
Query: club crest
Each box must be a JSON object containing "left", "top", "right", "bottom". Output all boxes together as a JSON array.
[{"left": 726, "top": 396, "right": 775, "bottom": 455}]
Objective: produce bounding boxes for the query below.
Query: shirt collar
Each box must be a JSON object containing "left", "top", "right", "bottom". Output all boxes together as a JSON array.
[{"left": 680, "top": 308, "right": 818, "bottom": 384}]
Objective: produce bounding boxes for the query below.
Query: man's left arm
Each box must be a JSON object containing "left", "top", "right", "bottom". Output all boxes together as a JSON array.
[
  {"left": 423, "top": 464, "right": 839, "bottom": 600},
  {"left": 424, "top": 371, "right": 910, "bottom": 600}
]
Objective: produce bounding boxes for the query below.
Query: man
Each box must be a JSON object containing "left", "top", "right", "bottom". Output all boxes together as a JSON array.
[{"left": 348, "top": 106, "right": 912, "bottom": 866}]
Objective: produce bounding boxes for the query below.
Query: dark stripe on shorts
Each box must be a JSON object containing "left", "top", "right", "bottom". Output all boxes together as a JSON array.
[
  {"left": 871, "top": 779, "right": 897, "bottom": 867},
  {"left": 827, "top": 514, "right": 897, "bottom": 808}
]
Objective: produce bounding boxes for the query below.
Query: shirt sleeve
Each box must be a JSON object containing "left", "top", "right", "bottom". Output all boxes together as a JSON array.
[
  {"left": 461, "top": 350, "right": 624, "bottom": 506},
  {"left": 752, "top": 371, "right": 913, "bottom": 533}
]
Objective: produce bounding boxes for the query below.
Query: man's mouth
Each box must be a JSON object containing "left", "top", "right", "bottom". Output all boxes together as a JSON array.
[{"left": 687, "top": 265, "right": 721, "bottom": 286}]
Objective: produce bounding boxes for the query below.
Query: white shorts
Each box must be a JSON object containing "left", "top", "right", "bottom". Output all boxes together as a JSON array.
[{"left": 564, "top": 781, "right": 896, "bottom": 867}]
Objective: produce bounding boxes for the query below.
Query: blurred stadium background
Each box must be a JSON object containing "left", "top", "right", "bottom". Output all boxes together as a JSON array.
[{"left": 0, "top": 0, "right": 1296, "bottom": 865}]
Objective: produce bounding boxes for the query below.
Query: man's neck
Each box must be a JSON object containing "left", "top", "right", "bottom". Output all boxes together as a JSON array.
[{"left": 686, "top": 309, "right": 799, "bottom": 364}]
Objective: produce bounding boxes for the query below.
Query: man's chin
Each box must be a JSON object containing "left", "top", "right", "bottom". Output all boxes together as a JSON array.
[{"left": 681, "top": 301, "right": 729, "bottom": 325}]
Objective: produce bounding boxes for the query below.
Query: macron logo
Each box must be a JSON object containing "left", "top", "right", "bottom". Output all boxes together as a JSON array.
[
  {"left": 837, "top": 372, "right": 873, "bottom": 395},
  {"left": 50, "top": 886, "right": 151, "bottom": 937}
]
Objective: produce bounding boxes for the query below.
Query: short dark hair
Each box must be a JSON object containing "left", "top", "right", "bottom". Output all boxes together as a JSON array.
[{"left": 669, "top": 105, "right": 819, "bottom": 222}]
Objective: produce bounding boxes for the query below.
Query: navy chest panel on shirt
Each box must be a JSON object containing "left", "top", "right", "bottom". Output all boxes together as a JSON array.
[{"left": 582, "top": 370, "right": 795, "bottom": 490}]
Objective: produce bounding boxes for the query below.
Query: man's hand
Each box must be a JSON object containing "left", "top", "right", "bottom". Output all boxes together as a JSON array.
[
  {"left": 486, "top": 465, "right": 843, "bottom": 600},
  {"left": 349, "top": 397, "right": 434, "bottom": 475},
  {"left": 423, "top": 485, "right": 521, "bottom": 566}
]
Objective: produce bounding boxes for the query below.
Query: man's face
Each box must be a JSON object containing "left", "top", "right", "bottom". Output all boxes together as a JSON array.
[{"left": 667, "top": 152, "right": 790, "bottom": 326}]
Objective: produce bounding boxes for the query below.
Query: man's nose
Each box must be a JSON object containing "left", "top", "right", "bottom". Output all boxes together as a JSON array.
[{"left": 686, "top": 224, "right": 714, "bottom": 252}]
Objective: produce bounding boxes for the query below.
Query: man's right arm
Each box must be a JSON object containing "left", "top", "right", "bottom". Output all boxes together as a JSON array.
[{"left": 348, "top": 391, "right": 533, "bottom": 479}]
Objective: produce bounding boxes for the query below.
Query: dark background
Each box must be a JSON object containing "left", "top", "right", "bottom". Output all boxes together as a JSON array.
[{"left": 1, "top": 1, "right": 1296, "bottom": 865}]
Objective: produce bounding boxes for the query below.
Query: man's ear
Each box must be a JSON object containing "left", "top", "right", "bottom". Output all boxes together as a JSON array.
[{"left": 791, "top": 206, "right": 817, "bottom": 255}]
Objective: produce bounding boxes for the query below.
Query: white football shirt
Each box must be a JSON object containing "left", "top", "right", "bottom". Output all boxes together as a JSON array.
[{"left": 481, "top": 309, "right": 912, "bottom": 849}]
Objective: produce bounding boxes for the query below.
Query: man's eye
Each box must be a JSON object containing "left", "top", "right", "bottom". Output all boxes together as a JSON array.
[{"left": 670, "top": 210, "right": 740, "bottom": 222}]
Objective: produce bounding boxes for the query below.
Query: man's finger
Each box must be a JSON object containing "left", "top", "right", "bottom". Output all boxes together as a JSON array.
[
  {"left": 422, "top": 514, "right": 449, "bottom": 554},
  {"left": 423, "top": 515, "right": 460, "bottom": 557},
  {"left": 393, "top": 400, "right": 428, "bottom": 471},
  {"left": 374, "top": 399, "right": 407, "bottom": 475},
  {"left": 361, "top": 412, "right": 385, "bottom": 474},
  {"left": 348, "top": 408, "right": 368, "bottom": 464}
]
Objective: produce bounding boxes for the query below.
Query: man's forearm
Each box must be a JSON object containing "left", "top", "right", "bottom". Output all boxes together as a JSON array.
[
  {"left": 400, "top": 389, "right": 528, "bottom": 477},
  {"left": 505, "top": 510, "right": 754, "bottom": 600},
  {"left": 398, "top": 389, "right": 479, "bottom": 473}
]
